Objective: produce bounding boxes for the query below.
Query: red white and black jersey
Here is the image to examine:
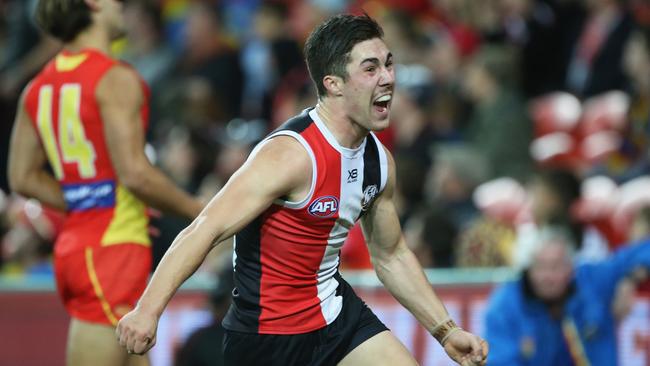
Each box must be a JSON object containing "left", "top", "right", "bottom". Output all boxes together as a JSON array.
[{"left": 222, "top": 108, "right": 388, "bottom": 334}]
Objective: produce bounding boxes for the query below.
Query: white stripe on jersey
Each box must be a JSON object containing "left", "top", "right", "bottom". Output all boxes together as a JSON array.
[
  {"left": 371, "top": 133, "right": 389, "bottom": 191},
  {"left": 314, "top": 118, "right": 369, "bottom": 325}
]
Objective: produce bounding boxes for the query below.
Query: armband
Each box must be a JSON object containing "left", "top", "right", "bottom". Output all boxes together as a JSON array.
[{"left": 430, "top": 318, "right": 461, "bottom": 345}]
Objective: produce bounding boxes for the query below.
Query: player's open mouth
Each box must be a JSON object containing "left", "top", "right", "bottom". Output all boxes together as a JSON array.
[{"left": 373, "top": 94, "right": 391, "bottom": 114}]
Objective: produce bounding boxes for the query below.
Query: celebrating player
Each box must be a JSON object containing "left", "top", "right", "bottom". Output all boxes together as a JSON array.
[{"left": 116, "top": 13, "right": 488, "bottom": 366}]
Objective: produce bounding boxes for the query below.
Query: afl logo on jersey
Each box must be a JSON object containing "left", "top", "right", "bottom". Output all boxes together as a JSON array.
[{"left": 308, "top": 196, "right": 339, "bottom": 218}]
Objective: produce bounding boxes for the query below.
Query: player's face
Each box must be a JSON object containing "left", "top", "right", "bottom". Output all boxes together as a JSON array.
[
  {"left": 340, "top": 38, "right": 395, "bottom": 131},
  {"left": 529, "top": 243, "right": 574, "bottom": 301}
]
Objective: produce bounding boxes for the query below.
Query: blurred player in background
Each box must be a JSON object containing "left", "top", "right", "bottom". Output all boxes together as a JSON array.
[
  {"left": 117, "top": 14, "right": 488, "bottom": 366},
  {"left": 7, "top": 0, "right": 202, "bottom": 365}
]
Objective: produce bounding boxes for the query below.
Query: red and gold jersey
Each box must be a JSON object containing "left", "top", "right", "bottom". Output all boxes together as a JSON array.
[{"left": 23, "top": 49, "right": 151, "bottom": 256}]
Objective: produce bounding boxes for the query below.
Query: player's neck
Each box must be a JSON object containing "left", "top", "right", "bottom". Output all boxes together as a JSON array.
[
  {"left": 65, "top": 24, "right": 113, "bottom": 55},
  {"left": 315, "top": 101, "right": 368, "bottom": 149}
]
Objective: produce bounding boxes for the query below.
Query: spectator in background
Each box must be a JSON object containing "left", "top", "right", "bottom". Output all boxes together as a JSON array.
[
  {"left": 271, "top": 73, "right": 318, "bottom": 128},
  {"left": 430, "top": 0, "right": 482, "bottom": 58},
  {"left": 485, "top": 232, "right": 650, "bottom": 366},
  {"left": 513, "top": 168, "right": 609, "bottom": 268},
  {"left": 562, "top": 0, "right": 635, "bottom": 98},
  {"left": 0, "top": 0, "right": 59, "bottom": 100},
  {"left": 602, "top": 28, "right": 650, "bottom": 180},
  {"left": 379, "top": 9, "right": 429, "bottom": 65},
  {"left": 158, "top": 126, "right": 215, "bottom": 195},
  {"left": 121, "top": 0, "right": 176, "bottom": 98},
  {"left": 240, "top": 1, "right": 304, "bottom": 122},
  {"left": 422, "top": 31, "right": 470, "bottom": 141},
  {"left": 119, "top": 0, "right": 176, "bottom": 138},
  {"left": 0, "top": 0, "right": 59, "bottom": 193},
  {"left": 150, "top": 126, "right": 217, "bottom": 268},
  {"left": 165, "top": 77, "right": 222, "bottom": 135},
  {"left": 461, "top": 45, "right": 533, "bottom": 181},
  {"left": 488, "top": 0, "right": 565, "bottom": 98},
  {"left": 425, "top": 144, "right": 490, "bottom": 230},
  {"left": 404, "top": 208, "right": 458, "bottom": 268},
  {"left": 176, "top": 2, "right": 243, "bottom": 123},
  {"left": 390, "top": 84, "right": 436, "bottom": 221}
]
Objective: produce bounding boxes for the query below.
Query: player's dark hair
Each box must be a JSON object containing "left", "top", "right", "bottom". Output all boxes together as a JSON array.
[
  {"left": 304, "top": 14, "right": 384, "bottom": 98},
  {"left": 36, "top": 0, "right": 93, "bottom": 42}
]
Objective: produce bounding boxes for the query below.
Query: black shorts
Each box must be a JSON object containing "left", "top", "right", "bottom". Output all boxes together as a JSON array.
[{"left": 222, "top": 277, "right": 388, "bottom": 366}]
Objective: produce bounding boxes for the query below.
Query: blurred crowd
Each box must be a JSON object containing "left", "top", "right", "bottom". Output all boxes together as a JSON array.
[{"left": 1, "top": 0, "right": 650, "bottom": 284}]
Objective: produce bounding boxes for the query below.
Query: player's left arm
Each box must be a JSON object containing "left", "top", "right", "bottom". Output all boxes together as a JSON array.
[
  {"left": 8, "top": 86, "right": 66, "bottom": 210},
  {"left": 360, "top": 148, "right": 487, "bottom": 366}
]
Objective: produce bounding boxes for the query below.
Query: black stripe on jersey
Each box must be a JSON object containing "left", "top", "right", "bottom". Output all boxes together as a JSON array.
[
  {"left": 222, "top": 216, "right": 263, "bottom": 332},
  {"left": 273, "top": 108, "right": 313, "bottom": 134},
  {"left": 359, "top": 135, "right": 381, "bottom": 217}
]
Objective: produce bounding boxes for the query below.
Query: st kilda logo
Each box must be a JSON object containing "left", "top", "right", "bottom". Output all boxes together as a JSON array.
[
  {"left": 308, "top": 196, "right": 339, "bottom": 218},
  {"left": 361, "top": 185, "right": 379, "bottom": 211}
]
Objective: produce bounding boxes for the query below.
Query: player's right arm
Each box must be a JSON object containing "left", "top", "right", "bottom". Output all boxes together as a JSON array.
[
  {"left": 116, "top": 135, "right": 311, "bottom": 354},
  {"left": 8, "top": 87, "right": 66, "bottom": 210},
  {"left": 97, "top": 64, "right": 202, "bottom": 220}
]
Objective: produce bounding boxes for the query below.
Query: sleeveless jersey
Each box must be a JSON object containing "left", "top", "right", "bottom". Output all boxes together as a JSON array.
[
  {"left": 23, "top": 49, "right": 151, "bottom": 256},
  {"left": 223, "top": 108, "right": 388, "bottom": 334}
]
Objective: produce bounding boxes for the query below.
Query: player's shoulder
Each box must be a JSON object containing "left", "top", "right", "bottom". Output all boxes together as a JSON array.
[
  {"left": 250, "top": 135, "right": 311, "bottom": 182},
  {"left": 99, "top": 63, "right": 142, "bottom": 87},
  {"left": 95, "top": 63, "right": 144, "bottom": 103},
  {"left": 251, "top": 135, "right": 312, "bottom": 170},
  {"left": 236, "top": 135, "right": 312, "bottom": 196}
]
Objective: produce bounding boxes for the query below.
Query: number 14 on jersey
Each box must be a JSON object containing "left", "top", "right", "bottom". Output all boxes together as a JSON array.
[{"left": 36, "top": 84, "right": 97, "bottom": 179}]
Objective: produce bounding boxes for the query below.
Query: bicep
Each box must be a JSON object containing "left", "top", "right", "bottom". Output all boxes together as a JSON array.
[
  {"left": 360, "top": 193, "right": 402, "bottom": 258},
  {"left": 198, "top": 137, "right": 311, "bottom": 243}
]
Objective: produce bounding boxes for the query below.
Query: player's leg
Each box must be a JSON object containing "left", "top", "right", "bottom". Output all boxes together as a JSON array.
[
  {"left": 62, "top": 245, "right": 152, "bottom": 366},
  {"left": 66, "top": 318, "right": 128, "bottom": 366},
  {"left": 66, "top": 318, "right": 150, "bottom": 366},
  {"left": 338, "top": 330, "right": 418, "bottom": 366},
  {"left": 324, "top": 276, "right": 419, "bottom": 366},
  {"left": 126, "top": 353, "right": 151, "bottom": 366}
]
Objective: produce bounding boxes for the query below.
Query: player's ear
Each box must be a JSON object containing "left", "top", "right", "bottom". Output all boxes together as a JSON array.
[{"left": 322, "top": 75, "right": 344, "bottom": 97}]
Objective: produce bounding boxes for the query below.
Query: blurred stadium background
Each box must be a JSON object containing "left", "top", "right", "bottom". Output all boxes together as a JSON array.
[{"left": 0, "top": 0, "right": 650, "bottom": 365}]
